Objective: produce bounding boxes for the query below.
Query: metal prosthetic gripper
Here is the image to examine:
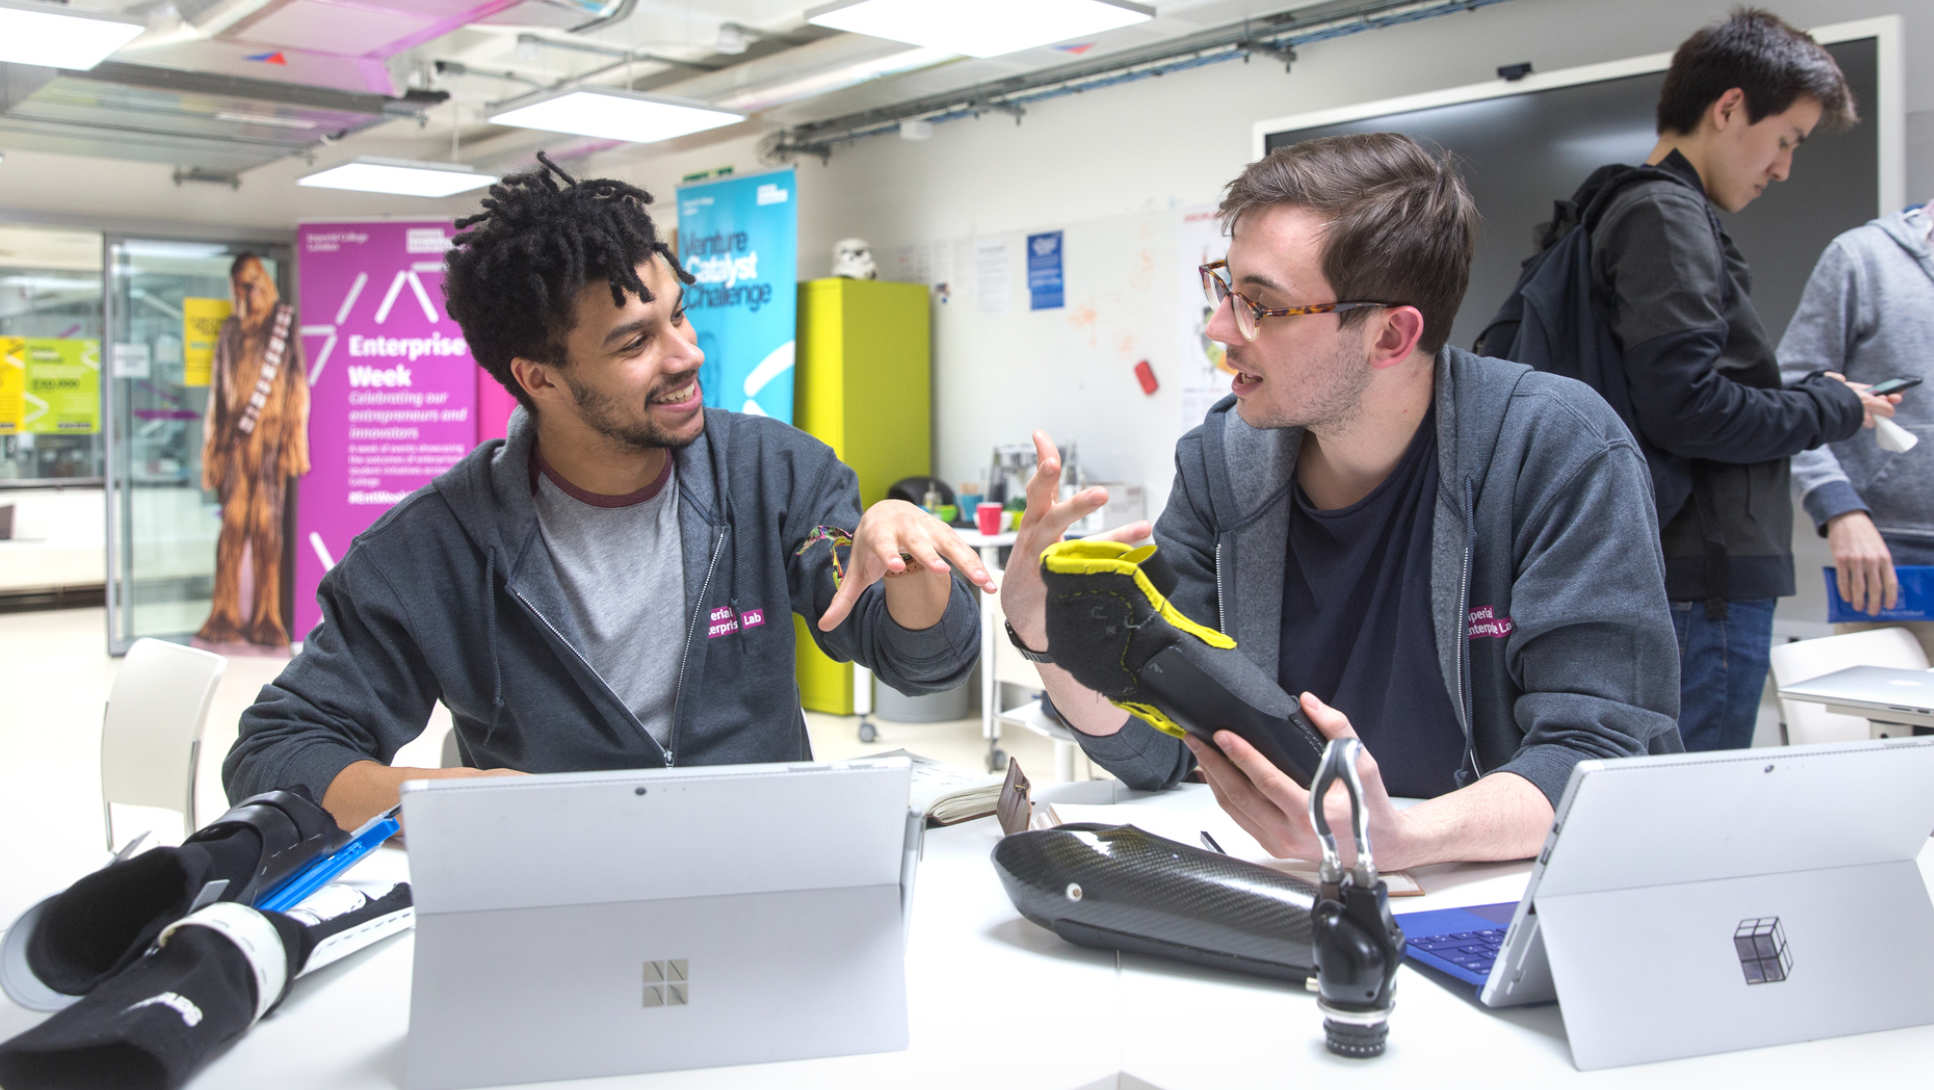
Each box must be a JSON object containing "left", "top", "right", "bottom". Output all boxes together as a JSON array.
[{"left": 1309, "top": 738, "right": 1405, "bottom": 1058}]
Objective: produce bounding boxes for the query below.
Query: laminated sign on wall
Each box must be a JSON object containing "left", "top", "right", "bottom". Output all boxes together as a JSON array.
[
  {"left": 24, "top": 339, "right": 101, "bottom": 434},
  {"left": 0, "top": 337, "right": 23, "bottom": 434},
  {"left": 182, "top": 297, "right": 232, "bottom": 389}
]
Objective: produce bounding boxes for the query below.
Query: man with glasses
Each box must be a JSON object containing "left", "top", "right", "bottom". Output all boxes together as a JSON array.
[{"left": 999, "top": 132, "right": 1682, "bottom": 869}]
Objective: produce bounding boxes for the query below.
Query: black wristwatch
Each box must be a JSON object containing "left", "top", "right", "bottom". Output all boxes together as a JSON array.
[{"left": 1005, "top": 621, "right": 1054, "bottom": 664}]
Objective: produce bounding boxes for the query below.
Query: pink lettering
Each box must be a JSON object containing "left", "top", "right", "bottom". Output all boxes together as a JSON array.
[
  {"left": 740, "top": 609, "right": 765, "bottom": 629},
  {"left": 707, "top": 619, "right": 741, "bottom": 639},
  {"left": 709, "top": 606, "right": 732, "bottom": 622}
]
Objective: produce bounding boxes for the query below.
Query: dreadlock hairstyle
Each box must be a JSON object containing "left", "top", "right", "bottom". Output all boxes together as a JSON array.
[{"left": 444, "top": 151, "right": 693, "bottom": 414}]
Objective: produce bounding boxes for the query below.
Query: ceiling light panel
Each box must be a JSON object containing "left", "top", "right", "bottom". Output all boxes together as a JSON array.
[
  {"left": 298, "top": 158, "right": 498, "bottom": 198},
  {"left": 806, "top": 0, "right": 1152, "bottom": 58},
  {"left": 488, "top": 89, "right": 743, "bottom": 144},
  {"left": 0, "top": 0, "right": 145, "bottom": 71}
]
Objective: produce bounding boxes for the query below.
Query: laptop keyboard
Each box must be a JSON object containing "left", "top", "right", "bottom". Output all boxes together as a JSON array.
[{"left": 1409, "top": 928, "right": 1505, "bottom": 975}]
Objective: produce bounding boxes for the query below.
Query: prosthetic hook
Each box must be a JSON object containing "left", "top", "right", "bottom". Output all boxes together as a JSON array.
[{"left": 1308, "top": 738, "right": 1404, "bottom": 1058}]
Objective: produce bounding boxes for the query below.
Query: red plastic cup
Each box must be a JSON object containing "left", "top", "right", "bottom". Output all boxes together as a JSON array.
[{"left": 975, "top": 502, "right": 1004, "bottom": 535}]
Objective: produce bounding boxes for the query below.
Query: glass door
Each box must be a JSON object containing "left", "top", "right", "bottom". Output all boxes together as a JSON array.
[{"left": 104, "top": 238, "right": 292, "bottom": 653}]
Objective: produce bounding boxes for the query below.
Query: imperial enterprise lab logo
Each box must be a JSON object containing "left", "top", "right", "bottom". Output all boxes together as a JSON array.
[
  {"left": 1734, "top": 917, "right": 1792, "bottom": 985},
  {"left": 643, "top": 959, "right": 689, "bottom": 1007}
]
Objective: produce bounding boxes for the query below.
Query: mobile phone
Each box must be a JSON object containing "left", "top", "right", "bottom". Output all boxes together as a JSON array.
[{"left": 1870, "top": 376, "right": 1923, "bottom": 396}]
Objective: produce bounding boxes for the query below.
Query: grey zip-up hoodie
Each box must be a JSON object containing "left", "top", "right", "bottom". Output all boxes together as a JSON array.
[
  {"left": 222, "top": 407, "right": 980, "bottom": 804},
  {"left": 1074, "top": 348, "right": 1683, "bottom": 805},
  {"left": 1778, "top": 206, "right": 1934, "bottom": 564}
]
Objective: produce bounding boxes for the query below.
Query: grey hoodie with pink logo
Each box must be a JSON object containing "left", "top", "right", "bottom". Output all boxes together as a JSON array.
[
  {"left": 223, "top": 406, "right": 979, "bottom": 806},
  {"left": 1074, "top": 347, "right": 1684, "bottom": 805}
]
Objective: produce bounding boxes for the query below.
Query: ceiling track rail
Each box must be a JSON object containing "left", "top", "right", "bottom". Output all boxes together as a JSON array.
[{"left": 767, "top": 0, "right": 1517, "bottom": 163}]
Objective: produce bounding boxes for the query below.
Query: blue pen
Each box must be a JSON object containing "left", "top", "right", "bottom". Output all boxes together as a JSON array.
[{"left": 254, "top": 807, "right": 401, "bottom": 913}]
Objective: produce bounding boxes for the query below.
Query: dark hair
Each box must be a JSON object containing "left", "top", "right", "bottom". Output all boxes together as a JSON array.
[
  {"left": 229, "top": 252, "right": 263, "bottom": 279},
  {"left": 1218, "top": 132, "right": 1477, "bottom": 355},
  {"left": 1656, "top": 8, "right": 1856, "bottom": 136},
  {"left": 444, "top": 151, "right": 690, "bottom": 414}
]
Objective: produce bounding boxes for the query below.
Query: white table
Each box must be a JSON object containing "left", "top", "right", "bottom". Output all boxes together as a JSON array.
[{"left": 5, "top": 781, "right": 1932, "bottom": 1089}]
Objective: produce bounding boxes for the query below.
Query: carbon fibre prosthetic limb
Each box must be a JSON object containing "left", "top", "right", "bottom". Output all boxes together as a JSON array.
[{"left": 992, "top": 823, "right": 1317, "bottom": 982}]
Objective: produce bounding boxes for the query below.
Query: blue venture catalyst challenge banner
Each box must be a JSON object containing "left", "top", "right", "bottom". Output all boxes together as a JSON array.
[{"left": 677, "top": 168, "right": 798, "bottom": 422}]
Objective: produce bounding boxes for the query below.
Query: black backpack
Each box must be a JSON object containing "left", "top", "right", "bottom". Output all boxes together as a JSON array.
[
  {"left": 1473, "top": 163, "right": 1723, "bottom": 526},
  {"left": 1474, "top": 163, "right": 1732, "bottom": 609}
]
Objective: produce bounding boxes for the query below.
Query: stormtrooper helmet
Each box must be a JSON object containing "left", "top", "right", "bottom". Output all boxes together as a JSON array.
[{"left": 831, "top": 237, "right": 878, "bottom": 280}]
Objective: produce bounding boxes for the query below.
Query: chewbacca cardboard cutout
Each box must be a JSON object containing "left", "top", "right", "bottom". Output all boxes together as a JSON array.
[{"left": 196, "top": 254, "right": 310, "bottom": 648}]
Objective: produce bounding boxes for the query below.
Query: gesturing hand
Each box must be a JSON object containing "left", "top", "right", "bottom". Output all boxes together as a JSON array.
[
  {"left": 817, "top": 499, "right": 997, "bottom": 631},
  {"left": 998, "top": 430, "right": 1152, "bottom": 649}
]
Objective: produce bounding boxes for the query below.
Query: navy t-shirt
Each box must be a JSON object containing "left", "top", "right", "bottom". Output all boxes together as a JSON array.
[{"left": 1279, "top": 410, "right": 1466, "bottom": 798}]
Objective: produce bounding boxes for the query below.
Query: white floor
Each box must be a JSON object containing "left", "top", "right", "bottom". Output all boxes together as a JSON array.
[{"left": 0, "top": 606, "right": 1059, "bottom": 924}]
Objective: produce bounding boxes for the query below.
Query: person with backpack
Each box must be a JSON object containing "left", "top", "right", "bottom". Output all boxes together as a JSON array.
[{"left": 1486, "top": 9, "right": 1895, "bottom": 752}]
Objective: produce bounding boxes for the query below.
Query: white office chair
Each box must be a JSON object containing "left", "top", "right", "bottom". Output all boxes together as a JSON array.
[
  {"left": 1768, "top": 627, "right": 1930, "bottom": 745},
  {"left": 100, "top": 638, "right": 227, "bottom": 851}
]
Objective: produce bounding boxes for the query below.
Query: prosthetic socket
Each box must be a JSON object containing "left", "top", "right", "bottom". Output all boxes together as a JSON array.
[
  {"left": 1038, "top": 540, "right": 1328, "bottom": 786},
  {"left": 992, "top": 823, "right": 1317, "bottom": 982}
]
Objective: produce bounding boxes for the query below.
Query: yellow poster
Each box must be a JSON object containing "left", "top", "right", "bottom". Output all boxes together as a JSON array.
[
  {"left": 25, "top": 339, "right": 101, "bottom": 434},
  {"left": 0, "top": 337, "right": 23, "bottom": 434},
  {"left": 183, "top": 296, "right": 232, "bottom": 388}
]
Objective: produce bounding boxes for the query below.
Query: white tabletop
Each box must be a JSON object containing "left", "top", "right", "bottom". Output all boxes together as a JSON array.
[{"left": 4, "top": 780, "right": 1931, "bottom": 1088}]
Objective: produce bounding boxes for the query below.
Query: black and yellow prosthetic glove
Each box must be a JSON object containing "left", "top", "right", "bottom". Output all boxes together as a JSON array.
[{"left": 1039, "top": 540, "right": 1327, "bottom": 787}]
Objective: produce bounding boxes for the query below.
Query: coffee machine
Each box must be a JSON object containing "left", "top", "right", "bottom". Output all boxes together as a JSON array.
[{"left": 985, "top": 441, "right": 1077, "bottom": 508}]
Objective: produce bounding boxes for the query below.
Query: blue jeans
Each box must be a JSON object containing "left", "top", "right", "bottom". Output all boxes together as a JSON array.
[{"left": 1670, "top": 598, "right": 1776, "bottom": 752}]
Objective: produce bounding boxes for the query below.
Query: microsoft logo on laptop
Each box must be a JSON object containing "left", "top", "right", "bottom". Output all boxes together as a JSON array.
[
  {"left": 643, "top": 959, "right": 689, "bottom": 1007},
  {"left": 1734, "top": 917, "right": 1792, "bottom": 985}
]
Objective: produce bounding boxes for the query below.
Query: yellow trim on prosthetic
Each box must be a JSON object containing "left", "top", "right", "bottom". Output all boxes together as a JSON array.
[
  {"left": 1115, "top": 699, "right": 1189, "bottom": 740},
  {"left": 1040, "top": 540, "right": 1236, "bottom": 651}
]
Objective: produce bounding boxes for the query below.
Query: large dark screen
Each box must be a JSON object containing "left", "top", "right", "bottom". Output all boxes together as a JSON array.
[{"left": 1263, "top": 38, "right": 1879, "bottom": 351}]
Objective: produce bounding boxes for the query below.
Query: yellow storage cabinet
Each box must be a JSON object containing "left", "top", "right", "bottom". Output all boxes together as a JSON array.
[{"left": 791, "top": 277, "right": 932, "bottom": 714}]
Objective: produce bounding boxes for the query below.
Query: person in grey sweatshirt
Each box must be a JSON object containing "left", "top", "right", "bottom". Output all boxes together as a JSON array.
[
  {"left": 1000, "top": 133, "right": 1682, "bottom": 871},
  {"left": 222, "top": 154, "right": 986, "bottom": 832},
  {"left": 1778, "top": 204, "right": 1934, "bottom": 657}
]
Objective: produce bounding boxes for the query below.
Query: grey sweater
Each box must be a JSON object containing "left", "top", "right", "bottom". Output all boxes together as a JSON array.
[
  {"left": 223, "top": 407, "right": 980, "bottom": 804},
  {"left": 1778, "top": 207, "right": 1934, "bottom": 564},
  {"left": 1075, "top": 348, "right": 1684, "bottom": 806}
]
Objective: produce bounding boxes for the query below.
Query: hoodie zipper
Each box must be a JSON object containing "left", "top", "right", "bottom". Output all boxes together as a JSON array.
[
  {"left": 666, "top": 524, "right": 729, "bottom": 767},
  {"left": 1213, "top": 539, "right": 1227, "bottom": 632},
  {"left": 1456, "top": 478, "right": 1481, "bottom": 779},
  {"left": 509, "top": 587, "right": 670, "bottom": 762}
]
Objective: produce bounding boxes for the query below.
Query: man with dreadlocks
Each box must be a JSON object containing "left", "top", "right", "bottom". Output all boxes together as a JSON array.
[{"left": 223, "top": 153, "right": 987, "bottom": 831}]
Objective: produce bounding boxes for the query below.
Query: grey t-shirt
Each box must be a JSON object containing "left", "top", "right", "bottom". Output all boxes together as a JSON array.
[{"left": 532, "top": 449, "right": 685, "bottom": 748}]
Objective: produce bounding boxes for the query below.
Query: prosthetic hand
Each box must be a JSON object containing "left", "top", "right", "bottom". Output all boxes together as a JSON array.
[
  {"left": 1038, "top": 540, "right": 1327, "bottom": 786},
  {"left": 1309, "top": 739, "right": 1404, "bottom": 1058}
]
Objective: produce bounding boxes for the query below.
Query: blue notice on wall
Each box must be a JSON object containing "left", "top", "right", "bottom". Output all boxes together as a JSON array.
[{"left": 1028, "top": 230, "right": 1064, "bottom": 311}]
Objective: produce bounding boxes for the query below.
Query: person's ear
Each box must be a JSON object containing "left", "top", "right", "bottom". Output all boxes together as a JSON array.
[
  {"left": 510, "top": 357, "right": 558, "bottom": 407},
  {"left": 1710, "top": 87, "right": 1746, "bottom": 132},
  {"left": 1367, "top": 305, "right": 1426, "bottom": 369}
]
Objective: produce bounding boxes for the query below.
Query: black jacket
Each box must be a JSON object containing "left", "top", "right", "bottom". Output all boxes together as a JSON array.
[{"left": 1589, "top": 151, "right": 1864, "bottom": 601}]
